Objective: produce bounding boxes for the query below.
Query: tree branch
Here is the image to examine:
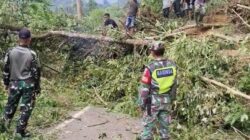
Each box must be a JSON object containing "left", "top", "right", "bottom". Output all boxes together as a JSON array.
[
  {"left": 232, "top": 9, "right": 250, "bottom": 29},
  {"left": 200, "top": 76, "right": 250, "bottom": 100},
  {"left": 237, "top": 4, "right": 250, "bottom": 10}
]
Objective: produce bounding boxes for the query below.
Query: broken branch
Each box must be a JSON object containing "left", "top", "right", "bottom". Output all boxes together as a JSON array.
[
  {"left": 208, "top": 32, "right": 240, "bottom": 43},
  {"left": 92, "top": 86, "right": 108, "bottom": 106},
  {"left": 41, "top": 62, "right": 61, "bottom": 73},
  {"left": 200, "top": 76, "right": 250, "bottom": 100},
  {"left": 237, "top": 4, "right": 250, "bottom": 10},
  {"left": 232, "top": 9, "right": 250, "bottom": 29},
  {"left": 232, "top": 126, "right": 250, "bottom": 140},
  {"left": 173, "top": 23, "right": 228, "bottom": 32},
  {"left": 87, "top": 120, "right": 109, "bottom": 127}
]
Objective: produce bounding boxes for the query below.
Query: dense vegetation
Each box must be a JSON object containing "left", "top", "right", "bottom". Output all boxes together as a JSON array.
[{"left": 0, "top": 0, "right": 249, "bottom": 139}]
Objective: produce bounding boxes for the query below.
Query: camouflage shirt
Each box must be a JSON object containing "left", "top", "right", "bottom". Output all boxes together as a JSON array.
[{"left": 138, "top": 59, "right": 177, "bottom": 108}]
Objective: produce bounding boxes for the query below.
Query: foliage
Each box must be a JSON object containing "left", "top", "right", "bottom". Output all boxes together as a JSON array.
[
  {"left": 88, "top": 0, "right": 98, "bottom": 13},
  {"left": 141, "top": 0, "right": 162, "bottom": 13},
  {"left": 0, "top": 0, "right": 249, "bottom": 139}
]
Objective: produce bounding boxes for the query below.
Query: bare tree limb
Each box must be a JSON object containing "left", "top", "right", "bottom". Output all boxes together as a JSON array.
[
  {"left": 92, "top": 86, "right": 108, "bottom": 106},
  {"left": 87, "top": 120, "right": 109, "bottom": 127},
  {"left": 208, "top": 32, "right": 241, "bottom": 43},
  {"left": 200, "top": 76, "right": 250, "bottom": 100},
  {"left": 232, "top": 126, "right": 250, "bottom": 140},
  {"left": 173, "top": 23, "right": 228, "bottom": 32},
  {"left": 237, "top": 4, "right": 250, "bottom": 10},
  {"left": 41, "top": 62, "right": 61, "bottom": 73},
  {"left": 232, "top": 9, "right": 250, "bottom": 28}
]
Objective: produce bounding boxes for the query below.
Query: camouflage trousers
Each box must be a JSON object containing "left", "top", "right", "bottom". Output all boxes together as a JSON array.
[
  {"left": 140, "top": 94, "right": 172, "bottom": 140},
  {"left": 2, "top": 80, "right": 36, "bottom": 133}
]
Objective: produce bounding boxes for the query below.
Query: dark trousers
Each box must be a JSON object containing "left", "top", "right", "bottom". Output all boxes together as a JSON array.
[
  {"left": 3, "top": 81, "right": 35, "bottom": 133},
  {"left": 173, "top": 0, "right": 182, "bottom": 17},
  {"left": 163, "top": 8, "right": 170, "bottom": 18}
]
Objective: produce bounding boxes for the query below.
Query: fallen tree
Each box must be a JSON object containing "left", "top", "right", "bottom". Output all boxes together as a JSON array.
[
  {"left": 33, "top": 31, "right": 151, "bottom": 46},
  {"left": 0, "top": 24, "right": 152, "bottom": 46}
]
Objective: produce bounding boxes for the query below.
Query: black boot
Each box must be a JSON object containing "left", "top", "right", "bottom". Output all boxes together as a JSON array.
[{"left": 15, "top": 130, "right": 31, "bottom": 138}]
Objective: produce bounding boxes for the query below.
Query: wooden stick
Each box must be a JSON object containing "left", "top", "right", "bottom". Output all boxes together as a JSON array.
[
  {"left": 173, "top": 23, "right": 228, "bottom": 32},
  {"left": 92, "top": 86, "right": 108, "bottom": 106},
  {"left": 208, "top": 32, "right": 240, "bottom": 43},
  {"left": 41, "top": 62, "right": 61, "bottom": 73},
  {"left": 237, "top": 4, "right": 250, "bottom": 10},
  {"left": 232, "top": 126, "right": 250, "bottom": 140},
  {"left": 232, "top": 9, "right": 250, "bottom": 28},
  {"left": 87, "top": 120, "right": 109, "bottom": 127},
  {"left": 200, "top": 76, "right": 250, "bottom": 100}
]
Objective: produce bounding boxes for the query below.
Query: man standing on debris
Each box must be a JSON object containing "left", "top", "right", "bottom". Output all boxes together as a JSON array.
[
  {"left": 0, "top": 28, "right": 41, "bottom": 138},
  {"left": 102, "top": 13, "right": 118, "bottom": 36},
  {"left": 162, "top": 0, "right": 173, "bottom": 18},
  {"left": 138, "top": 42, "right": 177, "bottom": 140},
  {"left": 173, "top": 0, "right": 183, "bottom": 17},
  {"left": 126, "top": 0, "right": 139, "bottom": 35},
  {"left": 104, "top": 13, "right": 118, "bottom": 29},
  {"left": 185, "top": 0, "right": 196, "bottom": 20},
  {"left": 194, "top": 0, "right": 206, "bottom": 25}
]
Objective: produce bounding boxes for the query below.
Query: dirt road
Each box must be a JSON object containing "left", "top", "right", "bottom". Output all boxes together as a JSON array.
[{"left": 48, "top": 106, "right": 142, "bottom": 140}]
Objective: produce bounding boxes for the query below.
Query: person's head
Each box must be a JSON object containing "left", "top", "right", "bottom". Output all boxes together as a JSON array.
[
  {"left": 104, "top": 13, "right": 110, "bottom": 21},
  {"left": 130, "top": 0, "right": 137, "bottom": 4},
  {"left": 150, "top": 42, "right": 165, "bottom": 58},
  {"left": 133, "top": 0, "right": 138, "bottom": 3},
  {"left": 19, "top": 28, "right": 31, "bottom": 47}
]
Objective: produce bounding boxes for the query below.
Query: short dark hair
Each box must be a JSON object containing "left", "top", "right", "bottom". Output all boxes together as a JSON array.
[
  {"left": 152, "top": 48, "right": 165, "bottom": 56},
  {"left": 133, "top": 0, "right": 138, "bottom": 4},
  {"left": 104, "top": 13, "right": 110, "bottom": 17},
  {"left": 150, "top": 43, "right": 165, "bottom": 56}
]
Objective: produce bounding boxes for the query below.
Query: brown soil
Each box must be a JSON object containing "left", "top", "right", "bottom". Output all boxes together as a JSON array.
[
  {"left": 219, "top": 50, "right": 250, "bottom": 63},
  {"left": 204, "top": 15, "right": 231, "bottom": 24}
]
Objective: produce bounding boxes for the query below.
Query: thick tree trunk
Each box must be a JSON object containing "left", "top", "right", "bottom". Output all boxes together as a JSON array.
[
  {"left": 76, "top": 0, "right": 83, "bottom": 20},
  {"left": 33, "top": 31, "right": 151, "bottom": 46}
]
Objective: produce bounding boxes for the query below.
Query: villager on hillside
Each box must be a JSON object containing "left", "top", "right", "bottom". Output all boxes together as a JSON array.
[{"left": 126, "top": 0, "right": 139, "bottom": 35}]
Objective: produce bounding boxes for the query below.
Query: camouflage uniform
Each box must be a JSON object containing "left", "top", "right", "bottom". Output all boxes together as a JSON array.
[
  {"left": 138, "top": 59, "right": 177, "bottom": 140},
  {"left": 1, "top": 46, "right": 41, "bottom": 134}
]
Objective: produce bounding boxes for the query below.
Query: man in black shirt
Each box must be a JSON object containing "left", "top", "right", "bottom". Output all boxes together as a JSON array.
[{"left": 104, "top": 13, "right": 118, "bottom": 29}]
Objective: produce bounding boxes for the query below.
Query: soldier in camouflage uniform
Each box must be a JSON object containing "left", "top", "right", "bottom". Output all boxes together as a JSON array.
[
  {"left": 0, "top": 28, "right": 41, "bottom": 137},
  {"left": 138, "top": 42, "right": 177, "bottom": 140}
]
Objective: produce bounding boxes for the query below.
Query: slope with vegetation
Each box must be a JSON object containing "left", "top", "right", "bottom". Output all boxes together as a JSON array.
[{"left": 0, "top": 0, "right": 249, "bottom": 139}]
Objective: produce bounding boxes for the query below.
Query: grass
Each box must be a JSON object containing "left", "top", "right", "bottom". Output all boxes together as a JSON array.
[{"left": 0, "top": 37, "right": 249, "bottom": 139}]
